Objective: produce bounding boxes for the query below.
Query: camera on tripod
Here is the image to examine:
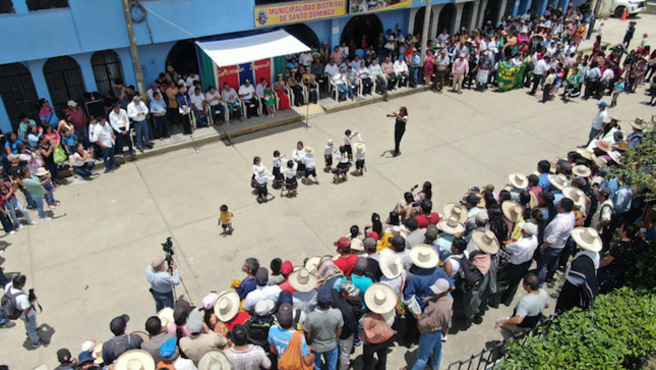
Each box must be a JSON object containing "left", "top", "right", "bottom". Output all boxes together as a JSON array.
[{"left": 161, "top": 237, "right": 175, "bottom": 268}]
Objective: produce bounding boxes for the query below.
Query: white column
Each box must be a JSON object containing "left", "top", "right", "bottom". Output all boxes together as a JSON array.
[
  {"left": 454, "top": 3, "right": 465, "bottom": 33},
  {"left": 471, "top": 0, "right": 481, "bottom": 30}
]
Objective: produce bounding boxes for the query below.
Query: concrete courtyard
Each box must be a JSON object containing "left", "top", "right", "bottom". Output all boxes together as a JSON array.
[{"left": 2, "top": 14, "right": 656, "bottom": 369}]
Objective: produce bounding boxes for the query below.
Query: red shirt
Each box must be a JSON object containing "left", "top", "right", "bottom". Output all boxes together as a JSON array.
[
  {"left": 333, "top": 254, "right": 359, "bottom": 276},
  {"left": 279, "top": 279, "right": 295, "bottom": 294},
  {"left": 414, "top": 212, "right": 440, "bottom": 229}
]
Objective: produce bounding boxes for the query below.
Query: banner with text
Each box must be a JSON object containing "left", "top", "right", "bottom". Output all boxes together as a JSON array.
[
  {"left": 254, "top": 0, "right": 346, "bottom": 27},
  {"left": 349, "top": 0, "right": 411, "bottom": 14},
  {"left": 497, "top": 61, "right": 526, "bottom": 92}
]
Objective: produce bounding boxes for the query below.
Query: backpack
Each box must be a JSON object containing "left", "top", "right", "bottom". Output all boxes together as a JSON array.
[
  {"left": 1, "top": 289, "right": 25, "bottom": 320},
  {"left": 452, "top": 251, "right": 485, "bottom": 291}
]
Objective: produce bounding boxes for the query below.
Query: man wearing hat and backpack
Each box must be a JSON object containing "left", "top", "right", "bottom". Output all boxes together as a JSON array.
[
  {"left": 462, "top": 230, "right": 499, "bottom": 326},
  {"left": 556, "top": 227, "right": 601, "bottom": 313},
  {"left": 411, "top": 278, "right": 453, "bottom": 370}
]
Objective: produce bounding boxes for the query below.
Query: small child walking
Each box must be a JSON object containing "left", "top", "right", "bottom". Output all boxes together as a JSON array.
[
  {"left": 611, "top": 76, "right": 625, "bottom": 107},
  {"left": 354, "top": 142, "right": 366, "bottom": 176},
  {"left": 301, "top": 146, "right": 320, "bottom": 185},
  {"left": 218, "top": 204, "right": 234, "bottom": 234},
  {"left": 324, "top": 139, "right": 336, "bottom": 173}
]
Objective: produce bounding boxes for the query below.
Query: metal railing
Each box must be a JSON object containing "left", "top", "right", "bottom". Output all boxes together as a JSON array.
[{"left": 446, "top": 314, "right": 559, "bottom": 370}]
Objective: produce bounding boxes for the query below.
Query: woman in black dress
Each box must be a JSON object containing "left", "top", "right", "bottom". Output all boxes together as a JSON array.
[{"left": 388, "top": 106, "right": 408, "bottom": 157}]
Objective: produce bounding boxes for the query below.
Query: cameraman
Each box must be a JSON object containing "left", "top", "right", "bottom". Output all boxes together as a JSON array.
[
  {"left": 5, "top": 274, "right": 41, "bottom": 347},
  {"left": 145, "top": 256, "right": 180, "bottom": 312}
]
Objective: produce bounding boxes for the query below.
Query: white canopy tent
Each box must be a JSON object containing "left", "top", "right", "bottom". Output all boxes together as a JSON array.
[{"left": 195, "top": 29, "right": 311, "bottom": 67}]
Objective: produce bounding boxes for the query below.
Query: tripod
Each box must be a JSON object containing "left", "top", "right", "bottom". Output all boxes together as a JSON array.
[
  {"left": 187, "top": 110, "right": 200, "bottom": 153},
  {"left": 168, "top": 254, "right": 194, "bottom": 306}
]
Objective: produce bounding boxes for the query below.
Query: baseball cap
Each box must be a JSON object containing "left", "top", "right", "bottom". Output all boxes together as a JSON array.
[
  {"left": 67, "top": 100, "right": 77, "bottom": 107},
  {"left": 277, "top": 303, "right": 293, "bottom": 328},
  {"left": 281, "top": 260, "right": 293, "bottom": 276},
  {"left": 159, "top": 338, "right": 177, "bottom": 360},
  {"left": 317, "top": 285, "right": 333, "bottom": 305},
  {"left": 255, "top": 267, "right": 269, "bottom": 286},
  {"left": 388, "top": 234, "right": 405, "bottom": 249},
  {"left": 57, "top": 348, "right": 72, "bottom": 364},
  {"left": 186, "top": 310, "right": 203, "bottom": 334},
  {"left": 110, "top": 314, "right": 130, "bottom": 336},
  {"left": 367, "top": 231, "right": 379, "bottom": 240},
  {"left": 425, "top": 224, "right": 439, "bottom": 240},
  {"left": 363, "top": 237, "right": 377, "bottom": 250},
  {"left": 340, "top": 280, "right": 361, "bottom": 296},
  {"left": 334, "top": 237, "right": 351, "bottom": 249},
  {"left": 597, "top": 102, "right": 608, "bottom": 108},
  {"left": 430, "top": 279, "right": 450, "bottom": 294}
]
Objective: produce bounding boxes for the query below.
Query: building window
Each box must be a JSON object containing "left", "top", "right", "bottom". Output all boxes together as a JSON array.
[
  {"left": 26, "top": 0, "right": 69, "bottom": 11},
  {"left": 0, "top": 0, "right": 15, "bottom": 13},
  {"left": 43, "top": 56, "right": 85, "bottom": 117},
  {"left": 0, "top": 63, "right": 39, "bottom": 130},
  {"left": 91, "top": 50, "right": 124, "bottom": 96}
]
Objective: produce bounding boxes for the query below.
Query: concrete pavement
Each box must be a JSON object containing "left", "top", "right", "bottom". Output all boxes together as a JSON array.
[{"left": 2, "top": 14, "right": 656, "bottom": 369}]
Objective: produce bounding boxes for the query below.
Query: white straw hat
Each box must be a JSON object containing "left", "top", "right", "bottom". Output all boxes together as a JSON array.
[
  {"left": 508, "top": 173, "right": 528, "bottom": 189},
  {"left": 471, "top": 230, "right": 500, "bottom": 254},
  {"left": 436, "top": 215, "right": 465, "bottom": 235},
  {"left": 501, "top": 201, "right": 523, "bottom": 223},
  {"left": 213, "top": 290, "right": 240, "bottom": 322},
  {"left": 442, "top": 203, "right": 468, "bottom": 223},
  {"left": 114, "top": 350, "right": 155, "bottom": 370},
  {"left": 288, "top": 267, "right": 318, "bottom": 293},
  {"left": 571, "top": 227, "right": 602, "bottom": 252},
  {"left": 197, "top": 350, "right": 232, "bottom": 370},
  {"left": 409, "top": 244, "right": 440, "bottom": 269},
  {"left": 364, "top": 283, "right": 397, "bottom": 314},
  {"left": 379, "top": 248, "right": 403, "bottom": 279}
]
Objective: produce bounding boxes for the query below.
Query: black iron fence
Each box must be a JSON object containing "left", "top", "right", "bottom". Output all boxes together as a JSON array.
[{"left": 447, "top": 314, "right": 559, "bottom": 370}]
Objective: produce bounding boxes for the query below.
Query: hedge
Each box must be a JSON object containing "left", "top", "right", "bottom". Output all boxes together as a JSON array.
[{"left": 499, "top": 287, "right": 656, "bottom": 369}]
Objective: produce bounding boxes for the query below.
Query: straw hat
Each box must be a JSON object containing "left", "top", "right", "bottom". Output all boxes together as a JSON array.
[
  {"left": 157, "top": 307, "right": 175, "bottom": 329},
  {"left": 562, "top": 186, "right": 586, "bottom": 209},
  {"left": 608, "top": 151, "right": 622, "bottom": 164},
  {"left": 115, "top": 350, "right": 155, "bottom": 370},
  {"left": 288, "top": 267, "right": 318, "bottom": 293},
  {"left": 572, "top": 165, "right": 591, "bottom": 178},
  {"left": 592, "top": 154, "right": 607, "bottom": 168},
  {"left": 379, "top": 248, "right": 404, "bottom": 279},
  {"left": 35, "top": 167, "right": 50, "bottom": 177},
  {"left": 508, "top": 173, "right": 528, "bottom": 189},
  {"left": 576, "top": 148, "right": 593, "bottom": 160},
  {"left": 130, "top": 331, "right": 149, "bottom": 342},
  {"left": 571, "top": 227, "right": 602, "bottom": 252},
  {"left": 471, "top": 230, "right": 500, "bottom": 254},
  {"left": 304, "top": 146, "right": 314, "bottom": 154},
  {"left": 355, "top": 143, "right": 366, "bottom": 154},
  {"left": 547, "top": 173, "right": 568, "bottom": 190},
  {"left": 410, "top": 244, "right": 440, "bottom": 269},
  {"left": 549, "top": 158, "right": 558, "bottom": 174},
  {"left": 92, "top": 342, "right": 104, "bottom": 365},
  {"left": 529, "top": 191, "right": 539, "bottom": 209},
  {"left": 305, "top": 256, "right": 322, "bottom": 271},
  {"left": 613, "top": 141, "right": 629, "bottom": 152},
  {"left": 364, "top": 283, "right": 397, "bottom": 314},
  {"left": 630, "top": 117, "right": 645, "bottom": 130},
  {"left": 197, "top": 350, "right": 232, "bottom": 370},
  {"left": 595, "top": 140, "right": 612, "bottom": 153},
  {"left": 501, "top": 201, "right": 523, "bottom": 223},
  {"left": 214, "top": 290, "right": 240, "bottom": 322},
  {"left": 437, "top": 215, "right": 465, "bottom": 235},
  {"left": 443, "top": 203, "right": 468, "bottom": 223}
]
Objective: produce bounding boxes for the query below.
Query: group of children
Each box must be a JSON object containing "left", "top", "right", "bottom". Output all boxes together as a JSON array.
[{"left": 245, "top": 129, "right": 367, "bottom": 204}]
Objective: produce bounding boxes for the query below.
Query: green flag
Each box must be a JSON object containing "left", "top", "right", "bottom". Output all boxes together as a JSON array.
[{"left": 497, "top": 61, "right": 526, "bottom": 92}]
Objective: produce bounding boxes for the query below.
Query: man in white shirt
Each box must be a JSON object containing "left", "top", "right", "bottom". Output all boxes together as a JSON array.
[
  {"left": 189, "top": 87, "right": 209, "bottom": 127},
  {"left": 222, "top": 83, "right": 244, "bottom": 122},
  {"left": 205, "top": 86, "right": 225, "bottom": 123},
  {"left": 5, "top": 275, "right": 41, "bottom": 347},
  {"left": 127, "top": 96, "right": 153, "bottom": 152},
  {"left": 393, "top": 56, "right": 409, "bottom": 87},
  {"left": 93, "top": 116, "right": 117, "bottom": 172},
  {"left": 333, "top": 67, "right": 354, "bottom": 102},
  {"left": 581, "top": 102, "right": 610, "bottom": 147},
  {"left": 185, "top": 72, "right": 198, "bottom": 91},
  {"left": 369, "top": 59, "right": 388, "bottom": 97},
  {"left": 537, "top": 198, "right": 576, "bottom": 284},
  {"left": 255, "top": 78, "right": 267, "bottom": 106},
  {"left": 108, "top": 104, "right": 134, "bottom": 156},
  {"left": 494, "top": 223, "right": 539, "bottom": 307},
  {"left": 238, "top": 79, "right": 259, "bottom": 118},
  {"left": 324, "top": 59, "right": 340, "bottom": 80},
  {"left": 528, "top": 56, "right": 550, "bottom": 95}
]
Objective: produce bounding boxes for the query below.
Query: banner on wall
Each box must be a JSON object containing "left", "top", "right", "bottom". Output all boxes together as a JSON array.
[
  {"left": 216, "top": 59, "right": 273, "bottom": 90},
  {"left": 254, "top": 0, "right": 346, "bottom": 27},
  {"left": 349, "top": 0, "right": 411, "bottom": 14},
  {"left": 496, "top": 62, "right": 526, "bottom": 92}
]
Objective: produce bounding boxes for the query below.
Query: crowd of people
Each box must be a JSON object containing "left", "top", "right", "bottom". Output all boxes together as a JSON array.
[
  {"left": 8, "top": 101, "right": 651, "bottom": 369},
  {"left": 1, "top": 5, "right": 655, "bottom": 370}
]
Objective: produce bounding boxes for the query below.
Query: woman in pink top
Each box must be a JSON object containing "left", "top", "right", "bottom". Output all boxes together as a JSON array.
[
  {"left": 330, "top": 46, "right": 344, "bottom": 65},
  {"left": 423, "top": 50, "right": 435, "bottom": 86}
]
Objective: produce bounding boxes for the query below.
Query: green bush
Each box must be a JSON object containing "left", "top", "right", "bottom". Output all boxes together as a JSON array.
[
  {"left": 499, "top": 288, "right": 656, "bottom": 369},
  {"left": 624, "top": 243, "right": 656, "bottom": 294}
]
